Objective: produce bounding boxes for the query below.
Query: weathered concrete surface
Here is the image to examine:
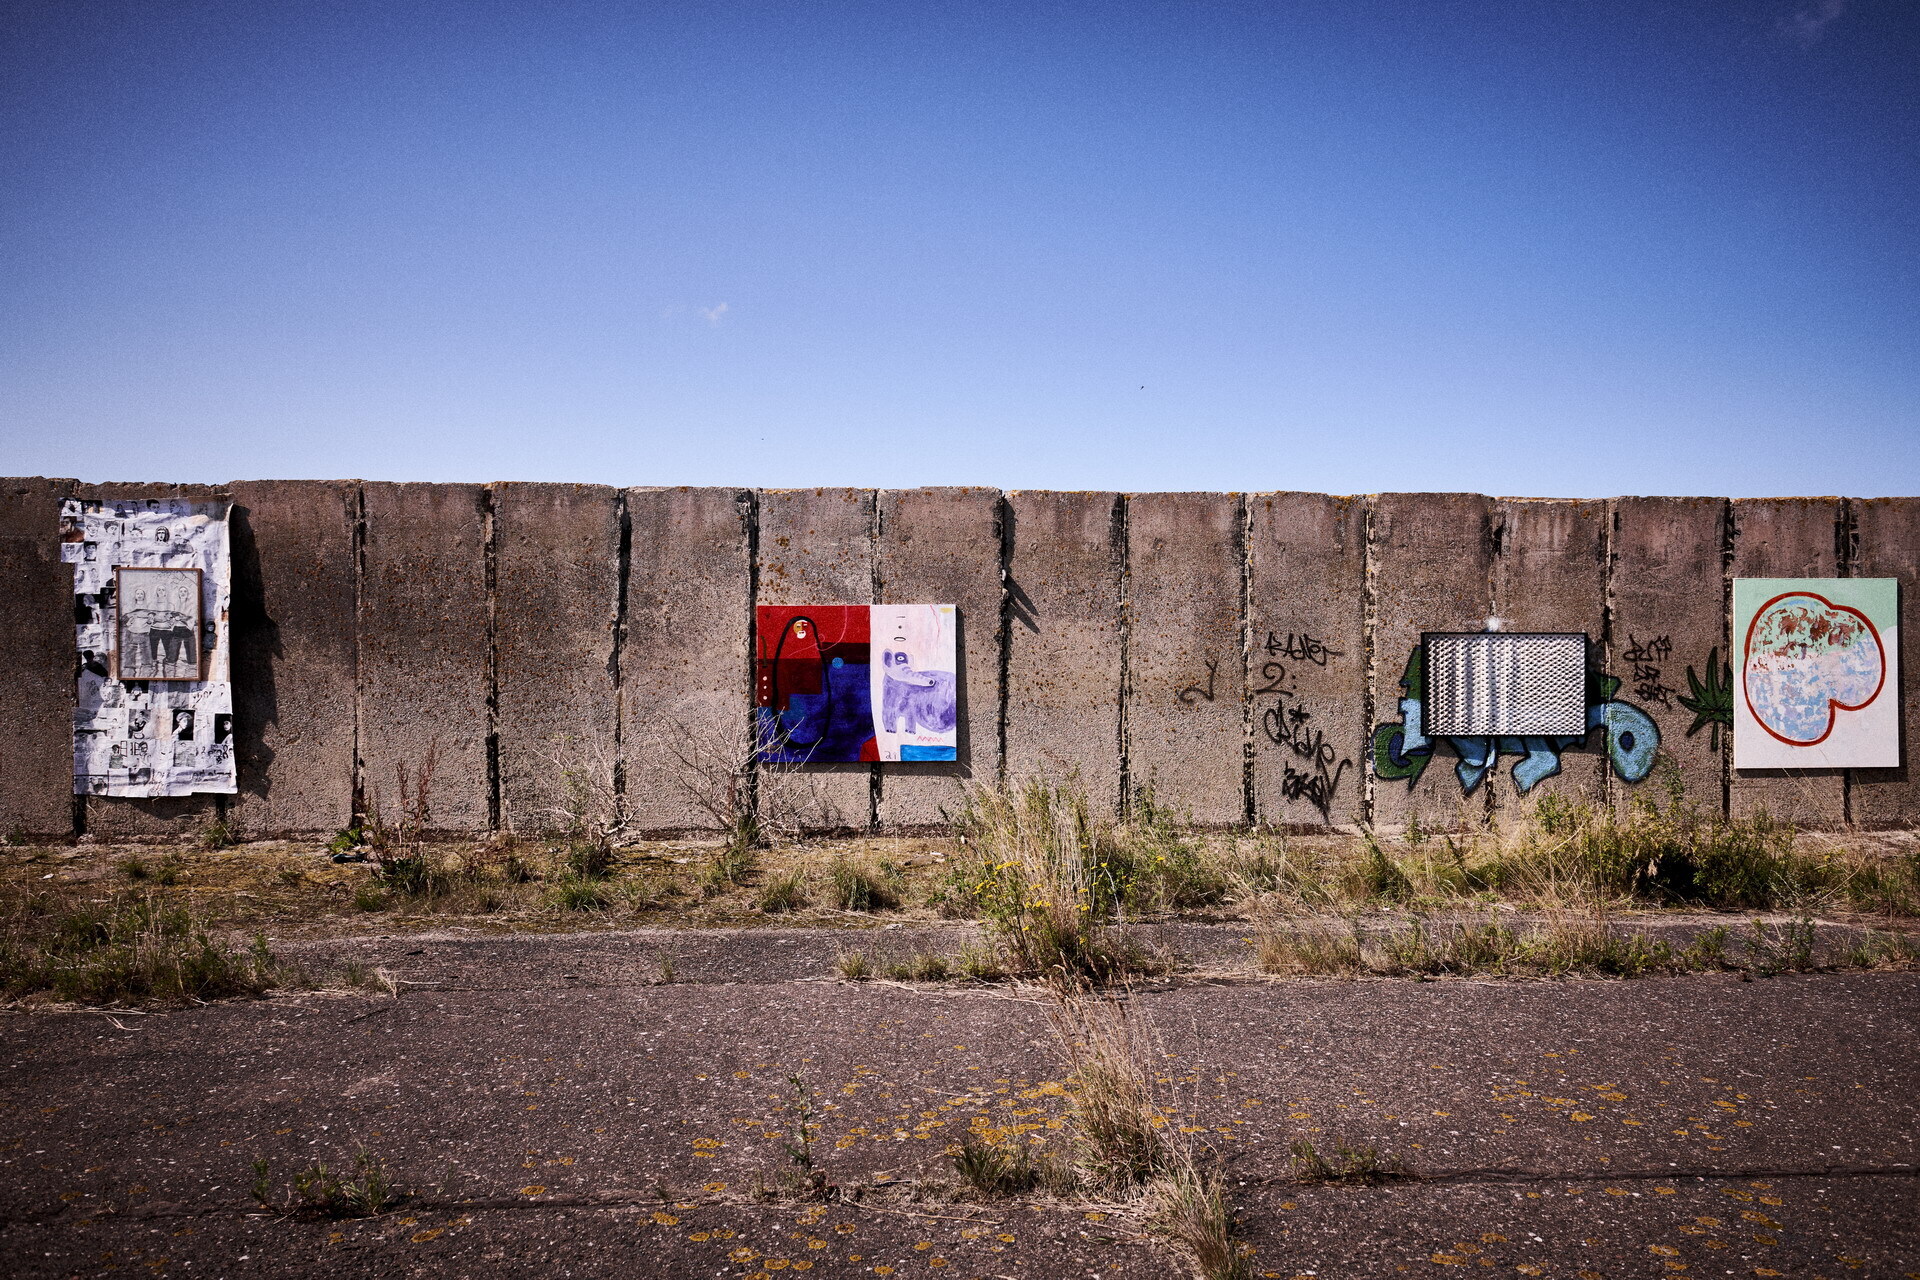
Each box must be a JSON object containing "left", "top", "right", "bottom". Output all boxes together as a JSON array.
[
  {"left": 227, "top": 480, "right": 359, "bottom": 838},
  {"left": 2, "top": 935, "right": 1914, "bottom": 1279},
  {"left": 1491, "top": 498, "right": 1610, "bottom": 808},
  {"left": 1730, "top": 498, "right": 1848, "bottom": 828},
  {"left": 622, "top": 488, "right": 754, "bottom": 833},
  {"left": 1002, "top": 492, "right": 1124, "bottom": 815},
  {"left": 76, "top": 483, "right": 233, "bottom": 840},
  {"left": 1369, "top": 493, "right": 1497, "bottom": 832},
  {"left": 1125, "top": 492, "right": 1247, "bottom": 826},
  {"left": 359, "top": 483, "right": 491, "bottom": 833},
  {"left": 873, "top": 488, "right": 1004, "bottom": 828},
  {"left": 1246, "top": 493, "right": 1366, "bottom": 829},
  {"left": 757, "top": 489, "right": 876, "bottom": 831},
  {"left": 491, "top": 484, "right": 620, "bottom": 835},
  {"left": 0, "top": 478, "right": 79, "bottom": 838},
  {"left": 1609, "top": 497, "right": 1730, "bottom": 817},
  {"left": 1850, "top": 497, "right": 1920, "bottom": 828}
]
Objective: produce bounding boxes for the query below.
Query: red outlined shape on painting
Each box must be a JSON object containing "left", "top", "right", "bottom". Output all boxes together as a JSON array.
[{"left": 1741, "top": 590, "right": 1886, "bottom": 748}]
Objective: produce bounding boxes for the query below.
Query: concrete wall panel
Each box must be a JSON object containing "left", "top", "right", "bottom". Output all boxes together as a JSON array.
[
  {"left": 76, "top": 483, "right": 232, "bottom": 839},
  {"left": 755, "top": 488, "right": 876, "bottom": 831},
  {"left": 0, "top": 478, "right": 81, "bottom": 838},
  {"left": 226, "top": 480, "right": 358, "bottom": 837},
  {"left": 1247, "top": 493, "right": 1366, "bottom": 829},
  {"left": 358, "top": 482, "right": 491, "bottom": 834},
  {"left": 874, "top": 487, "right": 1004, "bottom": 828},
  {"left": 1729, "top": 497, "right": 1847, "bottom": 828},
  {"left": 1368, "top": 492, "right": 1496, "bottom": 832},
  {"left": 1491, "top": 498, "right": 1610, "bottom": 807},
  {"left": 1003, "top": 492, "right": 1124, "bottom": 815},
  {"left": 621, "top": 487, "right": 753, "bottom": 833},
  {"left": 1608, "top": 497, "right": 1729, "bottom": 816},
  {"left": 1849, "top": 497, "right": 1920, "bottom": 827},
  {"left": 1125, "top": 492, "right": 1247, "bottom": 825},
  {"left": 493, "top": 483, "right": 620, "bottom": 834}
]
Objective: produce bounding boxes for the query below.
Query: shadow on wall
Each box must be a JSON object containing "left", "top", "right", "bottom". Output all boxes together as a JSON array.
[{"left": 226, "top": 503, "right": 278, "bottom": 805}]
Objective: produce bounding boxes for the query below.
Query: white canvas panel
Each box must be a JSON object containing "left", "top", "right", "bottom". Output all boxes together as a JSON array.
[{"left": 1732, "top": 578, "right": 1900, "bottom": 770}]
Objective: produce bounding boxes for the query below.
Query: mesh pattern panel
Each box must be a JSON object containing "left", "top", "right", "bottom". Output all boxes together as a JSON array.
[{"left": 1424, "top": 633, "right": 1587, "bottom": 736}]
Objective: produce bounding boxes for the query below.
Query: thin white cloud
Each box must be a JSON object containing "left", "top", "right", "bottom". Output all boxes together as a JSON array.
[
  {"left": 1782, "top": 0, "right": 1847, "bottom": 45},
  {"left": 700, "top": 303, "right": 729, "bottom": 327}
]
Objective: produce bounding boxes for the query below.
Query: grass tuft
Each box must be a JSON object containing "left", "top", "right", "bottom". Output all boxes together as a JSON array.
[
  {"left": 1153, "top": 1160, "right": 1252, "bottom": 1280},
  {"left": 254, "top": 1148, "right": 399, "bottom": 1218},
  {"left": 826, "top": 856, "right": 898, "bottom": 912},
  {"left": 0, "top": 888, "right": 287, "bottom": 1005},
  {"left": 756, "top": 869, "right": 809, "bottom": 913},
  {"left": 547, "top": 875, "right": 613, "bottom": 912},
  {"left": 949, "top": 1135, "right": 1056, "bottom": 1196},
  {"left": 1288, "top": 1138, "right": 1409, "bottom": 1185}
]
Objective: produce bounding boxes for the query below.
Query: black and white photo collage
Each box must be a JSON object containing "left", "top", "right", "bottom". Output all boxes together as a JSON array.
[{"left": 61, "top": 497, "right": 237, "bottom": 797}]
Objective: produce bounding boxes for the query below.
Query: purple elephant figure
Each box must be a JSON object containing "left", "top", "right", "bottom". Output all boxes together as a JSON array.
[{"left": 880, "top": 649, "right": 957, "bottom": 735}]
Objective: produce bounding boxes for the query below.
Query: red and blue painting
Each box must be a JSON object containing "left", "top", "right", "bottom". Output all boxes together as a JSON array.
[{"left": 755, "top": 604, "right": 958, "bottom": 763}]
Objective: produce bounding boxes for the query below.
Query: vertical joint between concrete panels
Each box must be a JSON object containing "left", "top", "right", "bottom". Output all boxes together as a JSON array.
[
  {"left": 1600, "top": 500, "right": 1619, "bottom": 810},
  {"left": 1719, "top": 499, "right": 1735, "bottom": 817},
  {"left": 1836, "top": 498, "right": 1859, "bottom": 578},
  {"left": 610, "top": 491, "right": 632, "bottom": 813},
  {"left": 350, "top": 482, "right": 368, "bottom": 825},
  {"left": 868, "top": 492, "right": 882, "bottom": 830},
  {"left": 1237, "top": 494, "right": 1255, "bottom": 828},
  {"left": 742, "top": 490, "right": 762, "bottom": 830},
  {"left": 994, "top": 495, "right": 1012, "bottom": 788},
  {"left": 1114, "top": 494, "right": 1133, "bottom": 817},
  {"left": 483, "top": 485, "right": 501, "bottom": 832},
  {"left": 1360, "top": 497, "right": 1378, "bottom": 829},
  {"left": 1838, "top": 498, "right": 1857, "bottom": 825}
]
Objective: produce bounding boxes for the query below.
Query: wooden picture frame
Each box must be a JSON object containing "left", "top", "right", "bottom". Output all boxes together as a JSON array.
[{"left": 114, "top": 566, "right": 204, "bottom": 682}]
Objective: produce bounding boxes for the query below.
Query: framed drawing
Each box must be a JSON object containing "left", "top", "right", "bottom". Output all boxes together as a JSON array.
[
  {"left": 1732, "top": 577, "right": 1900, "bottom": 769},
  {"left": 114, "top": 566, "right": 204, "bottom": 682}
]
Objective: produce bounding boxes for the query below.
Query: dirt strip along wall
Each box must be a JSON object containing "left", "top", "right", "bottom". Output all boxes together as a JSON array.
[{"left": 2, "top": 479, "right": 1914, "bottom": 839}]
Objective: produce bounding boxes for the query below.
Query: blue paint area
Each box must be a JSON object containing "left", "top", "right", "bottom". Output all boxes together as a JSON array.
[
  {"left": 900, "top": 744, "right": 956, "bottom": 761},
  {"left": 758, "top": 660, "right": 876, "bottom": 763},
  {"left": 1370, "top": 647, "right": 1662, "bottom": 797}
]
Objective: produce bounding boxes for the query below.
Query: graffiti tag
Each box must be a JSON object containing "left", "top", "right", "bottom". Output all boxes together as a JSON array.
[
  {"left": 1265, "top": 632, "right": 1343, "bottom": 666},
  {"left": 1623, "top": 633, "right": 1676, "bottom": 707},
  {"left": 1263, "top": 690, "right": 1352, "bottom": 823},
  {"left": 1177, "top": 658, "right": 1219, "bottom": 704}
]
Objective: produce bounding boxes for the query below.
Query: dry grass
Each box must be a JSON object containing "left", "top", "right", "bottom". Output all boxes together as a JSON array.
[
  {"left": 0, "top": 886, "right": 290, "bottom": 1006},
  {"left": 1151, "top": 1161, "right": 1250, "bottom": 1280},
  {"left": 1255, "top": 913, "right": 1916, "bottom": 980}
]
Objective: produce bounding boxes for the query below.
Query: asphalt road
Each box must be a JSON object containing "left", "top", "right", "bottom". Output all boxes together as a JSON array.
[{"left": 3, "top": 929, "right": 1916, "bottom": 1278}]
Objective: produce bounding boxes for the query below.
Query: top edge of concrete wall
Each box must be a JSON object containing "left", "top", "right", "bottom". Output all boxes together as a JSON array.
[{"left": 13, "top": 481, "right": 1916, "bottom": 502}]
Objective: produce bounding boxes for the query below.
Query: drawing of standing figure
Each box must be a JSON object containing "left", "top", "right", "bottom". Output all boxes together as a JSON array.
[
  {"left": 122, "top": 587, "right": 159, "bottom": 676},
  {"left": 115, "top": 568, "right": 203, "bottom": 681},
  {"left": 156, "top": 579, "right": 197, "bottom": 672}
]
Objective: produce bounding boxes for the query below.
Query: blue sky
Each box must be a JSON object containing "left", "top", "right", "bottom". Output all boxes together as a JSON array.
[{"left": 2, "top": 0, "right": 1915, "bottom": 496}]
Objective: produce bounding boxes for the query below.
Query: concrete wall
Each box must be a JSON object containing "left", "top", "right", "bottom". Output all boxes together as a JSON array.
[{"left": 2, "top": 477, "right": 1915, "bottom": 838}]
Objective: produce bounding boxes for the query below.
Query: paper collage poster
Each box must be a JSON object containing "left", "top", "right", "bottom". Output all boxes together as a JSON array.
[
  {"left": 61, "top": 497, "right": 238, "bottom": 797},
  {"left": 755, "top": 604, "right": 958, "bottom": 762},
  {"left": 1732, "top": 578, "right": 1900, "bottom": 770}
]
